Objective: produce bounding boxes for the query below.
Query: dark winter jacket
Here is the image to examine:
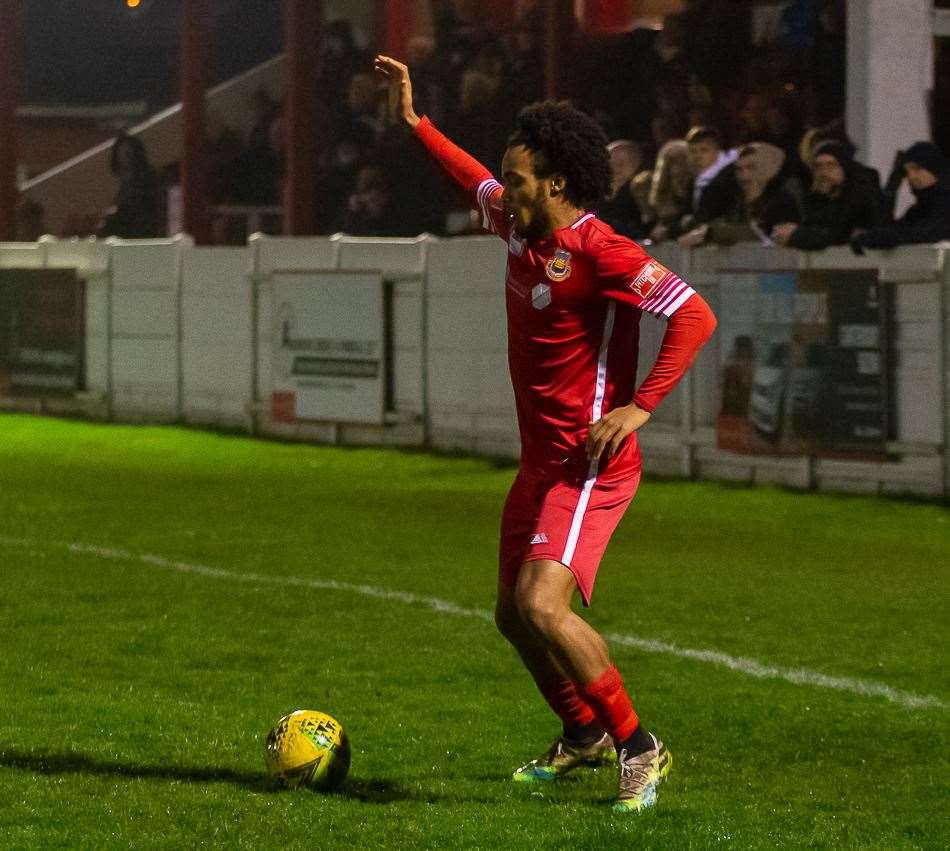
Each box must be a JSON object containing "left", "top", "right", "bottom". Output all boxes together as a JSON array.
[
  {"left": 681, "top": 162, "right": 741, "bottom": 233},
  {"left": 853, "top": 175, "right": 950, "bottom": 249},
  {"left": 706, "top": 183, "right": 801, "bottom": 246},
  {"left": 598, "top": 183, "right": 645, "bottom": 240},
  {"left": 789, "top": 167, "right": 886, "bottom": 251}
]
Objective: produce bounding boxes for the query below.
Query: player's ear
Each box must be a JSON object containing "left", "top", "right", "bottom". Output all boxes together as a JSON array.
[{"left": 550, "top": 175, "right": 566, "bottom": 198}]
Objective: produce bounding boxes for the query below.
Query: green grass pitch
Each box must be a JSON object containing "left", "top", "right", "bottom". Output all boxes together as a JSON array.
[{"left": 0, "top": 413, "right": 947, "bottom": 849}]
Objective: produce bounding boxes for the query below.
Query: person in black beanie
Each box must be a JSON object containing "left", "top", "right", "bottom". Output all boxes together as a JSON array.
[
  {"left": 851, "top": 141, "right": 950, "bottom": 251},
  {"left": 771, "top": 140, "right": 885, "bottom": 250}
]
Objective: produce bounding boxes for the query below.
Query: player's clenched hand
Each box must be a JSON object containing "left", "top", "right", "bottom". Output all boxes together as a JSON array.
[
  {"left": 373, "top": 54, "right": 420, "bottom": 129},
  {"left": 587, "top": 404, "right": 651, "bottom": 461}
]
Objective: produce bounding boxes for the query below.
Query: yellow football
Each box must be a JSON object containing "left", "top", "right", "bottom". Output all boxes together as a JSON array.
[{"left": 264, "top": 709, "right": 351, "bottom": 790}]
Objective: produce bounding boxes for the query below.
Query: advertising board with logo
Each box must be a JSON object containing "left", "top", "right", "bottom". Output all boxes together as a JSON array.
[
  {"left": 270, "top": 271, "right": 385, "bottom": 425},
  {"left": 0, "top": 268, "right": 85, "bottom": 395}
]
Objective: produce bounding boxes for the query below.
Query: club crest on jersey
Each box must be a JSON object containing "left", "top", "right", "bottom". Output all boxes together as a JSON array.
[
  {"left": 629, "top": 261, "right": 668, "bottom": 298},
  {"left": 531, "top": 283, "right": 552, "bottom": 310},
  {"left": 545, "top": 249, "right": 572, "bottom": 281}
]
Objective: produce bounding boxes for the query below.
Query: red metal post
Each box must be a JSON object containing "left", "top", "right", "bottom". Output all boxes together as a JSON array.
[
  {"left": 181, "top": 0, "right": 210, "bottom": 244},
  {"left": 0, "top": 0, "right": 18, "bottom": 241},
  {"left": 284, "top": 0, "right": 322, "bottom": 235}
]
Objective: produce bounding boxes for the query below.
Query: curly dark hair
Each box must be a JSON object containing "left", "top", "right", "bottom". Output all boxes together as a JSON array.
[{"left": 507, "top": 101, "right": 611, "bottom": 209}]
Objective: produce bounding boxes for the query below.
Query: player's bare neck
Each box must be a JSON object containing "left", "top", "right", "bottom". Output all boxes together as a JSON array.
[{"left": 543, "top": 204, "right": 586, "bottom": 237}]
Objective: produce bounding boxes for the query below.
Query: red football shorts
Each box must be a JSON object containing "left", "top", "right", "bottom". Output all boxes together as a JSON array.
[{"left": 498, "top": 464, "right": 640, "bottom": 606}]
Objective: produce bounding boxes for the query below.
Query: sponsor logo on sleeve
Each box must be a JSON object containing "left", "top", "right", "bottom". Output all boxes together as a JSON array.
[
  {"left": 508, "top": 233, "right": 525, "bottom": 256},
  {"left": 530, "top": 532, "right": 549, "bottom": 545},
  {"left": 628, "top": 261, "right": 668, "bottom": 298},
  {"left": 545, "top": 248, "right": 572, "bottom": 281}
]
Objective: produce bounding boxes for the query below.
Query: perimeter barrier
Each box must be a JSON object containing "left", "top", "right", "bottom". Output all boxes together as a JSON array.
[{"left": 0, "top": 234, "right": 946, "bottom": 497}]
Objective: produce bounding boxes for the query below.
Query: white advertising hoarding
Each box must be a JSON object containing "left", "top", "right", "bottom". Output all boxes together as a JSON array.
[{"left": 271, "top": 271, "right": 384, "bottom": 424}]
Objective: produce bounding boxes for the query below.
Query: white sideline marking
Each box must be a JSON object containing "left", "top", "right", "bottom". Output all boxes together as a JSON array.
[{"left": 1, "top": 535, "right": 945, "bottom": 711}]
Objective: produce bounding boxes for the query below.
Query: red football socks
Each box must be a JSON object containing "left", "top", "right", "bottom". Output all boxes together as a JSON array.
[
  {"left": 579, "top": 665, "right": 640, "bottom": 742},
  {"left": 537, "top": 678, "right": 597, "bottom": 733}
]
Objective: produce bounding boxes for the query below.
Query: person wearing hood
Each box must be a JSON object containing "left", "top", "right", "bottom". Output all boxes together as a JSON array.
[
  {"left": 771, "top": 140, "right": 885, "bottom": 250},
  {"left": 851, "top": 142, "right": 950, "bottom": 250},
  {"left": 678, "top": 143, "right": 800, "bottom": 247}
]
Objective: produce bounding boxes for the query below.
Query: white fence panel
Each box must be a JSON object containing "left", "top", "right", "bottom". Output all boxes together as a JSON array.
[
  {"left": 181, "top": 247, "right": 251, "bottom": 429},
  {"left": 425, "top": 237, "right": 516, "bottom": 456},
  {"left": 107, "top": 238, "right": 190, "bottom": 420},
  {"left": 336, "top": 235, "right": 428, "bottom": 278},
  {"left": 0, "top": 242, "right": 46, "bottom": 268}
]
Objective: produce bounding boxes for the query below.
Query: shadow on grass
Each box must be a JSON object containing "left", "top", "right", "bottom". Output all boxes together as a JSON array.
[{"left": 0, "top": 748, "right": 432, "bottom": 802}]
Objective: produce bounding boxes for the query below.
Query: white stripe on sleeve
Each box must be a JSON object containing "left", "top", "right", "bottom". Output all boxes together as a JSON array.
[
  {"left": 640, "top": 272, "right": 695, "bottom": 318},
  {"left": 475, "top": 178, "right": 503, "bottom": 232}
]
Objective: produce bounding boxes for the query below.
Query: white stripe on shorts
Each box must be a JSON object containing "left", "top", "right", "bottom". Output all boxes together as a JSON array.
[{"left": 561, "top": 301, "right": 616, "bottom": 566}]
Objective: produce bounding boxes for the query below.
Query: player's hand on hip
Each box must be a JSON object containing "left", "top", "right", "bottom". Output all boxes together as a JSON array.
[
  {"left": 587, "top": 404, "right": 651, "bottom": 461},
  {"left": 374, "top": 54, "right": 420, "bottom": 129}
]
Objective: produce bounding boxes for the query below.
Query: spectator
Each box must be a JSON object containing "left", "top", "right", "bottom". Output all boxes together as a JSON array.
[
  {"left": 647, "top": 139, "right": 691, "bottom": 243},
  {"left": 340, "top": 164, "right": 401, "bottom": 236},
  {"left": 763, "top": 96, "right": 802, "bottom": 156},
  {"left": 499, "top": 18, "right": 543, "bottom": 114},
  {"left": 680, "top": 143, "right": 800, "bottom": 247},
  {"left": 809, "top": 118, "right": 882, "bottom": 195},
  {"left": 681, "top": 125, "right": 740, "bottom": 234},
  {"left": 246, "top": 89, "right": 281, "bottom": 154},
  {"left": 343, "top": 72, "right": 385, "bottom": 143},
  {"left": 406, "top": 35, "right": 445, "bottom": 125},
  {"left": 99, "top": 133, "right": 161, "bottom": 239},
  {"left": 630, "top": 169, "right": 655, "bottom": 237},
  {"left": 852, "top": 142, "right": 950, "bottom": 250},
  {"left": 685, "top": 75, "right": 719, "bottom": 130},
  {"left": 320, "top": 19, "right": 369, "bottom": 111},
  {"left": 208, "top": 127, "right": 244, "bottom": 204},
  {"left": 317, "top": 126, "right": 376, "bottom": 233},
  {"left": 16, "top": 197, "right": 46, "bottom": 241},
  {"left": 651, "top": 14, "right": 693, "bottom": 94},
  {"left": 771, "top": 140, "right": 884, "bottom": 250},
  {"left": 233, "top": 109, "right": 285, "bottom": 205},
  {"left": 738, "top": 92, "right": 770, "bottom": 144},
  {"left": 454, "top": 44, "right": 508, "bottom": 168},
  {"left": 599, "top": 140, "right": 645, "bottom": 240}
]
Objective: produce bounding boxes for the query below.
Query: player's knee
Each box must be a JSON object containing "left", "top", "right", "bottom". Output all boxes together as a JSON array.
[{"left": 515, "top": 585, "right": 564, "bottom": 640}]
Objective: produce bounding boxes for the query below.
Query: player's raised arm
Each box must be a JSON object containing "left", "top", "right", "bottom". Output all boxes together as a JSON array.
[
  {"left": 374, "top": 54, "right": 508, "bottom": 238},
  {"left": 374, "top": 54, "right": 421, "bottom": 129}
]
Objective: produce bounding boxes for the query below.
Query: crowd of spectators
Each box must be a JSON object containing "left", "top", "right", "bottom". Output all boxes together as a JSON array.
[{"left": 91, "top": 1, "right": 949, "bottom": 252}]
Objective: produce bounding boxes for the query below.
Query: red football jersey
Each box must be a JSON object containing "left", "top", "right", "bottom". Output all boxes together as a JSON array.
[{"left": 473, "top": 177, "right": 697, "bottom": 477}]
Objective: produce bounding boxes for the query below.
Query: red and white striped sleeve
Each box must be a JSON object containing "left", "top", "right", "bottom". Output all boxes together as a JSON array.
[
  {"left": 474, "top": 177, "right": 508, "bottom": 237},
  {"left": 414, "top": 116, "right": 510, "bottom": 240},
  {"left": 594, "top": 235, "right": 695, "bottom": 318},
  {"left": 594, "top": 232, "right": 717, "bottom": 412}
]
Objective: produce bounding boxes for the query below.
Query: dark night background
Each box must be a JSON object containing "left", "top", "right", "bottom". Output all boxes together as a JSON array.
[{"left": 19, "top": 1, "right": 285, "bottom": 108}]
